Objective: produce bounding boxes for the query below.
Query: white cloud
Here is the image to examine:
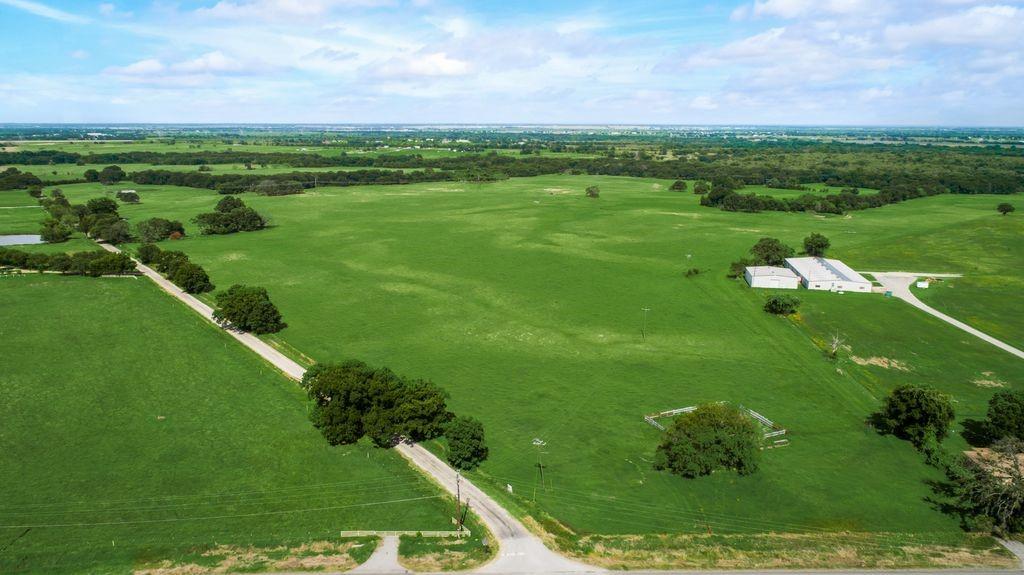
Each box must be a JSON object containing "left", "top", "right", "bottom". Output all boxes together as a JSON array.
[
  {"left": 886, "top": 5, "right": 1024, "bottom": 48},
  {"left": 374, "top": 52, "right": 471, "bottom": 77},
  {"left": 747, "top": 0, "right": 883, "bottom": 19},
  {"left": 70, "top": 49, "right": 89, "bottom": 60},
  {"left": 690, "top": 95, "right": 718, "bottom": 110},
  {"left": 171, "top": 51, "right": 247, "bottom": 73},
  {"left": 107, "top": 58, "right": 165, "bottom": 75},
  {"left": 196, "top": 0, "right": 391, "bottom": 20},
  {"left": 0, "top": 0, "right": 89, "bottom": 23}
]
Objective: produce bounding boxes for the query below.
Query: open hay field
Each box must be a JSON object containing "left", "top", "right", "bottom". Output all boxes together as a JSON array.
[
  {"left": 0, "top": 275, "right": 454, "bottom": 574},
  {"left": 16, "top": 175, "right": 1020, "bottom": 544}
]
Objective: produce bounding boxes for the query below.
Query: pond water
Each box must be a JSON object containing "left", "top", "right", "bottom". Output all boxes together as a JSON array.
[{"left": 0, "top": 235, "right": 44, "bottom": 246}]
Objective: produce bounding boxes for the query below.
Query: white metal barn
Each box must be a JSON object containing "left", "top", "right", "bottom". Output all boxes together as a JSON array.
[
  {"left": 784, "top": 257, "right": 872, "bottom": 292},
  {"left": 744, "top": 266, "right": 800, "bottom": 289}
]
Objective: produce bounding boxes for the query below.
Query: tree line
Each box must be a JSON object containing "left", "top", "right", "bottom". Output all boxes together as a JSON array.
[
  {"left": 0, "top": 247, "right": 135, "bottom": 276},
  {"left": 301, "top": 359, "right": 488, "bottom": 470}
]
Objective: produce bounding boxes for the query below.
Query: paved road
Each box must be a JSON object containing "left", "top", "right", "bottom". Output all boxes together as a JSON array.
[
  {"left": 98, "top": 243, "right": 306, "bottom": 379},
  {"left": 395, "top": 443, "right": 600, "bottom": 574},
  {"left": 870, "top": 271, "right": 1024, "bottom": 361},
  {"left": 98, "top": 243, "right": 600, "bottom": 574}
]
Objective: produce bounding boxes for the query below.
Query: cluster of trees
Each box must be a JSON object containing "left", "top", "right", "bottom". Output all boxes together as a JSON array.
[
  {"left": 137, "top": 244, "right": 214, "bottom": 293},
  {"left": 192, "top": 196, "right": 266, "bottom": 235},
  {"left": 654, "top": 403, "right": 761, "bottom": 478},
  {"left": 301, "top": 360, "right": 453, "bottom": 448},
  {"left": 873, "top": 385, "right": 1024, "bottom": 533},
  {"left": 136, "top": 217, "right": 185, "bottom": 243},
  {"left": 728, "top": 235, "right": 829, "bottom": 278},
  {"left": 301, "top": 360, "right": 488, "bottom": 470},
  {"left": 0, "top": 247, "right": 135, "bottom": 276},
  {"left": 212, "top": 284, "right": 286, "bottom": 334},
  {"left": 998, "top": 203, "right": 1016, "bottom": 215},
  {"left": 727, "top": 237, "right": 795, "bottom": 278},
  {"left": 83, "top": 165, "right": 127, "bottom": 184},
  {"left": 38, "top": 195, "right": 132, "bottom": 244},
  {"left": 0, "top": 167, "right": 42, "bottom": 190}
]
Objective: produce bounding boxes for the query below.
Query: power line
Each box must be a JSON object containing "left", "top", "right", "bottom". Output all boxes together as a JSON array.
[{"left": 0, "top": 495, "right": 443, "bottom": 529}]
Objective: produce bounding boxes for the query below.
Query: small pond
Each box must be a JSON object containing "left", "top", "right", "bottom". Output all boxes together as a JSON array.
[{"left": 0, "top": 235, "right": 44, "bottom": 246}]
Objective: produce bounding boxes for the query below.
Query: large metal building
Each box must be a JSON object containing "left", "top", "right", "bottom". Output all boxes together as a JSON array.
[{"left": 784, "top": 257, "right": 872, "bottom": 292}]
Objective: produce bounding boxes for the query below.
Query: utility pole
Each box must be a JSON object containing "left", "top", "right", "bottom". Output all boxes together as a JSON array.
[
  {"left": 455, "top": 472, "right": 462, "bottom": 528},
  {"left": 531, "top": 438, "right": 546, "bottom": 501},
  {"left": 641, "top": 307, "right": 651, "bottom": 340}
]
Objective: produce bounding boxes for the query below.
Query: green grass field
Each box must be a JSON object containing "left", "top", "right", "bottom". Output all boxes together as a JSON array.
[
  {"left": 0, "top": 275, "right": 455, "bottom": 574},
  {"left": 18, "top": 175, "right": 1021, "bottom": 544}
]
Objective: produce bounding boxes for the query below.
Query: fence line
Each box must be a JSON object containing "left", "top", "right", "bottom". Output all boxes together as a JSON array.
[{"left": 339, "top": 529, "right": 470, "bottom": 538}]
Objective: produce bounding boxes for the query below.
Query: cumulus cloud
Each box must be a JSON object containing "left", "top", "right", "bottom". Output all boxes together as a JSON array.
[{"left": 885, "top": 5, "right": 1024, "bottom": 47}]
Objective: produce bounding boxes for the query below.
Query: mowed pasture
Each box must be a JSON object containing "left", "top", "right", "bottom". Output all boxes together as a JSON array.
[
  {"left": 9, "top": 176, "right": 1023, "bottom": 541},
  {"left": 0, "top": 275, "right": 453, "bottom": 574}
]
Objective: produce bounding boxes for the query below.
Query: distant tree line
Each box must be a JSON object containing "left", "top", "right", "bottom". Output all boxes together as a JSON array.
[
  {"left": 128, "top": 168, "right": 453, "bottom": 194},
  {"left": 0, "top": 247, "right": 135, "bottom": 276}
]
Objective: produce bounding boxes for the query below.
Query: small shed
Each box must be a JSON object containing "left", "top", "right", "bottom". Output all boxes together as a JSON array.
[{"left": 744, "top": 266, "right": 800, "bottom": 290}]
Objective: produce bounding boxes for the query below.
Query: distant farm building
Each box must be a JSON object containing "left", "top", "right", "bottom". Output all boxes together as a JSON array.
[
  {"left": 785, "top": 257, "right": 872, "bottom": 292},
  {"left": 744, "top": 266, "right": 800, "bottom": 289}
]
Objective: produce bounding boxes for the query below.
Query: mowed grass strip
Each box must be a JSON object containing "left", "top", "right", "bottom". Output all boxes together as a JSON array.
[
  {"left": 28, "top": 176, "right": 1023, "bottom": 539},
  {"left": 0, "top": 275, "right": 453, "bottom": 575}
]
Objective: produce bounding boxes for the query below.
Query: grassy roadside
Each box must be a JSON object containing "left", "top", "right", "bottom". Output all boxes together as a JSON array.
[{"left": 397, "top": 513, "right": 496, "bottom": 572}]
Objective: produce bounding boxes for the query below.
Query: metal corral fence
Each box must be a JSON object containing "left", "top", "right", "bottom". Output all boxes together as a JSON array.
[
  {"left": 643, "top": 402, "right": 789, "bottom": 447},
  {"left": 339, "top": 530, "right": 471, "bottom": 538}
]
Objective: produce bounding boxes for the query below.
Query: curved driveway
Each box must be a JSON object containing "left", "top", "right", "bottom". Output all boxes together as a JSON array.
[{"left": 870, "top": 272, "right": 1024, "bottom": 360}]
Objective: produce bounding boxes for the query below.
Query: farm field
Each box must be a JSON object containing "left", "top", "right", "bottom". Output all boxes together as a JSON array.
[
  {"left": 18, "top": 175, "right": 1023, "bottom": 549},
  {"left": 0, "top": 275, "right": 455, "bottom": 574}
]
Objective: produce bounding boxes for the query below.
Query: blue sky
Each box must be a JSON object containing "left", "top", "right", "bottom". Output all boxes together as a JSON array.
[{"left": 1, "top": 0, "right": 1022, "bottom": 125}]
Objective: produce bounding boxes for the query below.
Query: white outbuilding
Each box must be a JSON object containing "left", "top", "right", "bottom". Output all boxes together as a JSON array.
[
  {"left": 744, "top": 266, "right": 800, "bottom": 289},
  {"left": 784, "top": 257, "right": 872, "bottom": 292}
]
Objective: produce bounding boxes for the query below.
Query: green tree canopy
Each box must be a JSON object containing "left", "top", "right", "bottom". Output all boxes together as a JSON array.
[
  {"left": 803, "top": 232, "right": 830, "bottom": 257},
  {"left": 987, "top": 391, "right": 1024, "bottom": 442},
  {"left": 749, "top": 237, "right": 794, "bottom": 266},
  {"left": 170, "top": 262, "right": 214, "bottom": 294},
  {"left": 998, "top": 203, "right": 1015, "bottom": 215},
  {"left": 654, "top": 403, "right": 761, "bottom": 478},
  {"left": 878, "top": 384, "right": 955, "bottom": 445},
  {"left": 98, "top": 165, "right": 126, "bottom": 184},
  {"left": 763, "top": 294, "right": 801, "bottom": 315},
  {"left": 212, "top": 284, "right": 287, "bottom": 334},
  {"left": 446, "top": 416, "right": 488, "bottom": 470}
]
